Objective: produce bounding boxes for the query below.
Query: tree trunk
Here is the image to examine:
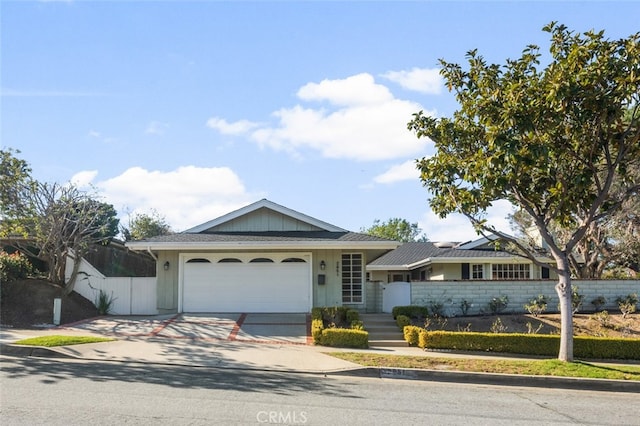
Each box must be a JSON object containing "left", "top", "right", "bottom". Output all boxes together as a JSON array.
[{"left": 554, "top": 255, "right": 574, "bottom": 362}]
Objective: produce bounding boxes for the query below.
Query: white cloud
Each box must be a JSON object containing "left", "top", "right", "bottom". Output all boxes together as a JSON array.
[
  {"left": 242, "top": 73, "right": 436, "bottom": 161},
  {"left": 381, "top": 67, "right": 443, "bottom": 95},
  {"left": 145, "top": 121, "right": 169, "bottom": 135},
  {"left": 88, "top": 130, "right": 101, "bottom": 138},
  {"left": 374, "top": 159, "right": 421, "bottom": 184},
  {"left": 70, "top": 170, "right": 98, "bottom": 187},
  {"left": 79, "top": 166, "right": 258, "bottom": 232},
  {"left": 206, "top": 117, "right": 259, "bottom": 135},
  {"left": 297, "top": 73, "right": 394, "bottom": 106},
  {"left": 419, "top": 199, "right": 515, "bottom": 243}
]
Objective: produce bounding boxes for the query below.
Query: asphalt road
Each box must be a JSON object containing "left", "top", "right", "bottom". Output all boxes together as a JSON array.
[{"left": 1, "top": 357, "right": 638, "bottom": 425}]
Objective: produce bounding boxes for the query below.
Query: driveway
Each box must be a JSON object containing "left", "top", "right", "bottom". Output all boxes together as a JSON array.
[{"left": 63, "top": 313, "right": 312, "bottom": 345}]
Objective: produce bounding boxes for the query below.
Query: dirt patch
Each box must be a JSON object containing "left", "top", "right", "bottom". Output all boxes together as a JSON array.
[
  {"left": 1, "top": 278, "right": 99, "bottom": 329},
  {"left": 419, "top": 312, "right": 640, "bottom": 338}
]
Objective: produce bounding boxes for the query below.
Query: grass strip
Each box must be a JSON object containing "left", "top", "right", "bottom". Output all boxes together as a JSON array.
[
  {"left": 328, "top": 352, "right": 640, "bottom": 381},
  {"left": 13, "top": 335, "right": 115, "bottom": 347}
]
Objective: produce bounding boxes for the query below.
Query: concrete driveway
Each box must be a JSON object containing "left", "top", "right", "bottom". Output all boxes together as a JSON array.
[{"left": 63, "top": 313, "right": 312, "bottom": 345}]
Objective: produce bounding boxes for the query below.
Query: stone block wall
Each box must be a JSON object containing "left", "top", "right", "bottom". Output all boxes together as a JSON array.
[{"left": 408, "top": 280, "right": 639, "bottom": 317}]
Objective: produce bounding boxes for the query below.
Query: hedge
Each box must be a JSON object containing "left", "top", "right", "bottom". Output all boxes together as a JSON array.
[
  {"left": 396, "top": 315, "right": 411, "bottom": 330},
  {"left": 311, "top": 307, "right": 368, "bottom": 348},
  {"left": 391, "top": 305, "right": 429, "bottom": 319},
  {"left": 318, "top": 328, "right": 369, "bottom": 349},
  {"left": 418, "top": 331, "right": 640, "bottom": 360},
  {"left": 403, "top": 325, "right": 422, "bottom": 346}
]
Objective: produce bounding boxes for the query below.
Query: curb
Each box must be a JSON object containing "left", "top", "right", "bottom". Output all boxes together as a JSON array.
[
  {"left": 3, "top": 343, "right": 639, "bottom": 393},
  {"left": 0, "top": 344, "right": 74, "bottom": 359},
  {"left": 327, "top": 366, "right": 640, "bottom": 393}
]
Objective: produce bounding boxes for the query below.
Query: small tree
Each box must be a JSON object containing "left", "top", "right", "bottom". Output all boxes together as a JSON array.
[
  {"left": 408, "top": 23, "right": 640, "bottom": 361},
  {"left": 123, "top": 210, "right": 173, "bottom": 241},
  {"left": 361, "top": 218, "right": 428, "bottom": 242}
]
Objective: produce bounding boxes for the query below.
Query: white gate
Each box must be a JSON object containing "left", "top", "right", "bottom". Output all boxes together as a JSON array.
[{"left": 382, "top": 281, "right": 411, "bottom": 313}]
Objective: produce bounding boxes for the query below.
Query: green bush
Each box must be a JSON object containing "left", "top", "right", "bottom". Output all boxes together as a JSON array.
[
  {"left": 396, "top": 314, "right": 411, "bottom": 330},
  {"left": 616, "top": 293, "right": 638, "bottom": 318},
  {"left": 311, "top": 307, "right": 323, "bottom": 320},
  {"left": 350, "top": 320, "right": 365, "bottom": 331},
  {"left": 346, "top": 309, "right": 360, "bottom": 323},
  {"left": 403, "top": 325, "right": 423, "bottom": 346},
  {"left": 311, "top": 307, "right": 366, "bottom": 347},
  {"left": 392, "top": 305, "right": 429, "bottom": 319},
  {"left": 488, "top": 295, "right": 509, "bottom": 314},
  {"left": 524, "top": 294, "right": 548, "bottom": 317},
  {"left": 319, "top": 328, "right": 369, "bottom": 348},
  {"left": 0, "top": 250, "right": 33, "bottom": 282},
  {"left": 311, "top": 318, "right": 324, "bottom": 342},
  {"left": 419, "top": 331, "right": 640, "bottom": 360}
]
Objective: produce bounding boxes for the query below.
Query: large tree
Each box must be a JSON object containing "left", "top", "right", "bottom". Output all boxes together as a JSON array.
[
  {"left": 408, "top": 23, "right": 640, "bottom": 361},
  {"left": 362, "top": 218, "right": 428, "bottom": 242},
  {"left": 0, "top": 148, "right": 36, "bottom": 237},
  {"left": 1, "top": 149, "right": 120, "bottom": 293},
  {"left": 25, "top": 182, "right": 120, "bottom": 292}
]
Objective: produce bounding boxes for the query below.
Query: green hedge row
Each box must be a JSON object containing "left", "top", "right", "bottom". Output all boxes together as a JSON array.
[
  {"left": 316, "top": 328, "right": 369, "bottom": 348},
  {"left": 311, "top": 307, "right": 368, "bottom": 348},
  {"left": 410, "top": 330, "right": 640, "bottom": 360},
  {"left": 392, "top": 305, "right": 429, "bottom": 319}
]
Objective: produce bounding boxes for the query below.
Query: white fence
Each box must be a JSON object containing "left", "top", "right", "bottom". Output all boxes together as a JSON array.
[{"left": 67, "top": 256, "right": 158, "bottom": 315}]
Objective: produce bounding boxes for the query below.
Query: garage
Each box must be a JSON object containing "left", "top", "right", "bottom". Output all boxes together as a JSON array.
[{"left": 181, "top": 253, "right": 311, "bottom": 313}]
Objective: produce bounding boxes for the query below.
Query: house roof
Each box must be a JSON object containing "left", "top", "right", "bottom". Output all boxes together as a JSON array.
[
  {"left": 184, "top": 199, "right": 347, "bottom": 233},
  {"left": 126, "top": 200, "right": 399, "bottom": 251},
  {"left": 367, "top": 240, "right": 532, "bottom": 270}
]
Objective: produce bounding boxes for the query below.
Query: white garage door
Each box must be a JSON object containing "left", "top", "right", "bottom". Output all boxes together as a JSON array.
[{"left": 182, "top": 253, "right": 311, "bottom": 313}]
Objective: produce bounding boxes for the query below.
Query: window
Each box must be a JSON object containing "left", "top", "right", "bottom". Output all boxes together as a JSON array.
[
  {"left": 218, "top": 258, "right": 242, "bottom": 263},
  {"left": 472, "top": 264, "right": 484, "bottom": 279},
  {"left": 282, "top": 257, "right": 306, "bottom": 263},
  {"left": 342, "top": 253, "right": 363, "bottom": 303},
  {"left": 492, "top": 264, "right": 530, "bottom": 279},
  {"left": 249, "top": 258, "right": 274, "bottom": 263},
  {"left": 186, "top": 258, "right": 211, "bottom": 263}
]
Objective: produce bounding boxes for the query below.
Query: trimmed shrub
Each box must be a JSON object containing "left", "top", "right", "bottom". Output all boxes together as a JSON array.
[
  {"left": 403, "top": 325, "right": 423, "bottom": 346},
  {"left": 0, "top": 250, "right": 33, "bottom": 282},
  {"left": 320, "top": 328, "right": 369, "bottom": 349},
  {"left": 311, "top": 307, "right": 323, "bottom": 320},
  {"left": 396, "top": 315, "right": 411, "bottom": 330},
  {"left": 311, "top": 318, "right": 324, "bottom": 343},
  {"left": 392, "top": 305, "right": 429, "bottom": 319},
  {"left": 311, "top": 307, "right": 367, "bottom": 347},
  {"left": 419, "top": 331, "right": 640, "bottom": 360},
  {"left": 346, "top": 309, "right": 360, "bottom": 324}
]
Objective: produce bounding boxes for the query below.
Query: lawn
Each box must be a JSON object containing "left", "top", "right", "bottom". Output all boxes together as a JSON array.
[
  {"left": 13, "top": 335, "right": 115, "bottom": 347},
  {"left": 328, "top": 352, "right": 640, "bottom": 381}
]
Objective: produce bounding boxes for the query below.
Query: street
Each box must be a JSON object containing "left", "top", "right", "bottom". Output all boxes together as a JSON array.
[{"left": 1, "top": 356, "right": 638, "bottom": 425}]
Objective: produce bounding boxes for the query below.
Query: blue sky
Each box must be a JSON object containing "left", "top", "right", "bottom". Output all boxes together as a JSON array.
[{"left": 2, "top": 1, "right": 639, "bottom": 241}]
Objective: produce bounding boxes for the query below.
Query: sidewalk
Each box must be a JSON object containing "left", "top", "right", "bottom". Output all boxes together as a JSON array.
[{"left": 2, "top": 323, "right": 639, "bottom": 393}]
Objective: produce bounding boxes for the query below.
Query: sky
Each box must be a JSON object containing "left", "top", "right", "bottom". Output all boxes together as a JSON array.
[{"left": 2, "top": 1, "right": 639, "bottom": 242}]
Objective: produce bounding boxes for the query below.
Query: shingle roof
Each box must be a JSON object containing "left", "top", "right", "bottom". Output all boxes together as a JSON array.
[
  {"left": 133, "top": 231, "right": 394, "bottom": 244},
  {"left": 368, "top": 241, "right": 518, "bottom": 267}
]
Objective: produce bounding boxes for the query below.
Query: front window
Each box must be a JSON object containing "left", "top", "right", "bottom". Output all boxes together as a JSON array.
[
  {"left": 472, "top": 264, "right": 484, "bottom": 279},
  {"left": 492, "top": 264, "right": 530, "bottom": 279},
  {"left": 342, "top": 253, "right": 363, "bottom": 303}
]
